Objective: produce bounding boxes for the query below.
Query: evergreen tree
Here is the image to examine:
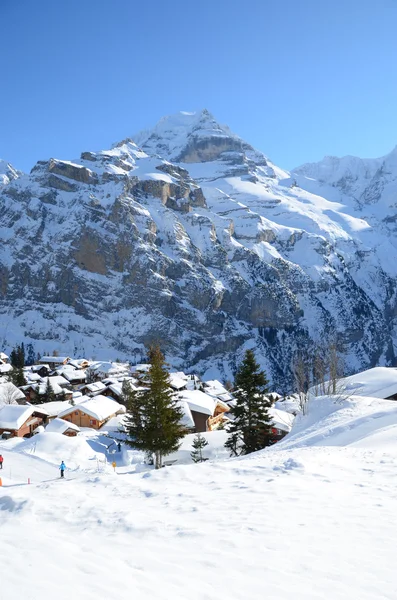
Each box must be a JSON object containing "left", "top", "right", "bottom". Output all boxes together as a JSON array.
[
  {"left": 10, "top": 344, "right": 25, "bottom": 369},
  {"left": 40, "top": 378, "right": 56, "bottom": 404},
  {"left": 225, "top": 350, "right": 273, "bottom": 457},
  {"left": 190, "top": 433, "right": 209, "bottom": 463},
  {"left": 7, "top": 367, "right": 26, "bottom": 388},
  {"left": 124, "top": 345, "right": 186, "bottom": 469}
]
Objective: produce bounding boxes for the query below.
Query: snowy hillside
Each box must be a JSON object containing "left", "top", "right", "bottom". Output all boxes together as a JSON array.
[
  {"left": 1, "top": 110, "right": 397, "bottom": 384},
  {"left": 2, "top": 394, "right": 397, "bottom": 599}
]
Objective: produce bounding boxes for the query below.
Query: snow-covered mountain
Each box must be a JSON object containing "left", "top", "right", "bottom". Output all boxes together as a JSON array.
[
  {"left": 0, "top": 110, "right": 397, "bottom": 385},
  {"left": 0, "top": 159, "right": 21, "bottom": 186}
]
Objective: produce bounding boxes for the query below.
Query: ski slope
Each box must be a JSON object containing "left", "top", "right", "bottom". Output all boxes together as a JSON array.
[{"left": 2, "top": 396, "right": 397, "bottom": 599}]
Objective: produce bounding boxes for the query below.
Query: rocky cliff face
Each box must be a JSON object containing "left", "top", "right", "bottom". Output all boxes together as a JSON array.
[{"left": 0, "top": 111, "right": 396, "bottom": 387}]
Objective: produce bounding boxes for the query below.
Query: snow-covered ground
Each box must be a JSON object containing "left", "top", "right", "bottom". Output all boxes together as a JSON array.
[{"left": 2, "top": 395, "right": 397, "bottom": 599}]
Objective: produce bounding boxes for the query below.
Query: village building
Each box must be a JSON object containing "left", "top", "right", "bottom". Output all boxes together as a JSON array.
[
  {"left": 268, "top": 408, "right": 295, "bottom": 441},
  {"left": 39, "top": 356, "right": 70, "bottom": 367},
  {"left": 0, "top": 361, "right": 13, "bottom": 375},
  {"left": 0, "top": 352, "right": 9, "bottom": 363},
  {"left": 178, "top": 390, "right": 230, "bottom": 432},
  {"left": 81, "top": 381, "right": 108, "bottom": 397},
  {"left": 45, "top": 417, "right": 80, "bottom": 437},
  {"left": 32, "top": 400, "right": 73, "bottom": 421},
  {"left": 30, "top": 364, "right": 51, "bottom": 377},
  {"left": 57, "top": 368, "right": 87, "bottom": 388},
  {"left": 23, "top": 378, "right": 73, "bottom": 403},
  {"left": 58, "top": 395, "right": 125, "bottom": 430},
  {"left": 0, "top": 404, "right": 49, "bottom": 438}
]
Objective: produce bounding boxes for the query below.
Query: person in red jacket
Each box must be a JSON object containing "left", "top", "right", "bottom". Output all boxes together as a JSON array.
[{"left": 0, "top": 455, "right": 3, "bottom": 469}]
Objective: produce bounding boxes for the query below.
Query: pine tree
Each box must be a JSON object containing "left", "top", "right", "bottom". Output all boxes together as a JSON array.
[
  {"left": 190, "top": 433, "right": 209, "bottom": 463},
  {"left": 124, "top": 345, "right": 186, "bottom": 469},
  {"left": 7, "top": 367, "right": 26, "bottom": 388},
  {"left": 10, "top": 344, "right": 25, "bottom": 369},
  {"left": 40, "top": 378, "right": 56, "bottom": 404},
  {"left": 225, "top": 349, "right": 273, "bottom": 456}
]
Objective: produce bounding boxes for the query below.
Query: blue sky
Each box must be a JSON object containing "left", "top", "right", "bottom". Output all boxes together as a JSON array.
[{"left": 1, "top": 0, "right": 397, "bottom": 171}]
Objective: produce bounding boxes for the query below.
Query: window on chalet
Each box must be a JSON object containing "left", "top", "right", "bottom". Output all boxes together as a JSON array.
[{"left": 90, "top": 419, "right": 97, "bottom": 426}]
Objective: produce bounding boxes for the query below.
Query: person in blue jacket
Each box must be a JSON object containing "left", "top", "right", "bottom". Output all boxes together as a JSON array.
[{"left": 59, "top": 461, "right": 66, "bottom": 478}]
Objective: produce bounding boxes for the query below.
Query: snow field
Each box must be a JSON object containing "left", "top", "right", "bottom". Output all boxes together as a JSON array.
[{"left": 1, "top": 394, "right": 397, "bottom": 598}]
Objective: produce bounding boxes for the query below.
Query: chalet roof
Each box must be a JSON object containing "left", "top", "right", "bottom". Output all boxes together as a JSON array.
[
  {"left": 36, "top": 378, "right": 64, "bottom": 396},
  {"left": 0, "top": 352, "right": 9, "bottom": 360},
  {"left": 26, "top": 373, "right": 42, "bottom": 382},
  {"left": 59, "top": 395, "right": 124, "bottom": 422},
  {"left": 131, "top": 364, "right": 151, "bottom": 373},
  {"left": 99, "top": 414, "right": 127, "bottom": 432},
  {"left": 268, "top": 408, "right": 295, "bottom": 433},
  {"left": 0, "top": 404, "right": 35, "bottom": 430},
  {"left": 0, "top": 363, "right": 12, "bottom": 374},
  {"left": 33, "top": 400, "right": 73, "bottom": 418},
  {"left": 39, "top": 356, "right": 70, "bottom": 364},
  {"left": 83, "top": 381, "right": 107, "bottom": 394},
  {"left": 178, "top": 390, "right": 218, "bottom": 417},
  {"left": 178, "top": 400, "right": 195, "bottom": 428},
  {"left": 61, "top": 370, "right": 86, "bottom": 383},
  {"left": 46, "top": 418, "right": 80, "bottom": 434},
  {"left": 169, "top": 373, "right": 187, "bottom": 390}
]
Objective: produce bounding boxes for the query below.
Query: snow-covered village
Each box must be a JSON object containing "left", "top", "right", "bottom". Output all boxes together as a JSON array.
[{"left": 2, "top": 1, "right": 397, "bottom": 598}]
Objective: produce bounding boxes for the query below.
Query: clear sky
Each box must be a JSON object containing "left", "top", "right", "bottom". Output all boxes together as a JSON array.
[{"left": 1, "top": 0, "right": 397, "bottom": 172}]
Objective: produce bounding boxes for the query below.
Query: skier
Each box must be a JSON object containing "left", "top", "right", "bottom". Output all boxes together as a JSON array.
[
  {"left": 59, "top": 460, "right": 66, "bottom": 478},
  {"left": 117, "top": 442, "right": 121, "bottom": 452},
  {"left": 0, "top": 455, "right": 3, "bottom": 470}
]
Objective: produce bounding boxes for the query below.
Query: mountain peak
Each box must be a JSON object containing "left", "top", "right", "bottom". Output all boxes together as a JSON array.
[
  {"left": 132, "top": 109, "right": 258, "bottom": 164},
  {"left": 0, "top": 159, "right": 22, "bottom": 186}
]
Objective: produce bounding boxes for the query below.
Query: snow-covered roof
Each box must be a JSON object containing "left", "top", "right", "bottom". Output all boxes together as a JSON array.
[
  {"left": 178, "top": 390, "right": 217, "bottom": 416},
  {"left": 83, "top": 381, "right": 107, "bottom": 394},
  {"left": 268, "top": 408, "right": 295, "bottom": 433},
  {"left": 39, "top": 356, "right": 70, "bottom": 364},
  {"left": 131, "top": 364, "right": 151, "bottom": 373},
  {"left": 26, "top": 372, "right": 42, "bottom": 382},
  {"left": 46, "top": 418, "right": 80, "bottom": 434},
  {"left": 169, "top": 374, "right": 187, "bottom": 390},
  {"left": 0, "top": 352, "right": 9, "bottom": 360},
  {"left": 0, "top": 363, "right": 12, "bottom": 374},
  {"left": 36, "top": 378, "right": 64, "bottom": 396},
  {"left": 99, "top": 414, "right": 127, "bottom": 432},
  {"left": 178, "top": 400, "right": 195, "bottom": 429},
  {"left": 0, "top": 382, "right": 26, "bottom": 405},
  {"left": 61, "top": 370, "right": 86, "bottom": 383},
  {"left": 59, "top": 395, "right": 124, "bottom": 422},
  {"left": 88, "top": 361, "right": 130, "bottom": 376},
  {"left": 0, "top": 404, "right": 35, "bottom": 430},
  {"left": 33, "top": 400, "right": 73, "bottom": 418}
]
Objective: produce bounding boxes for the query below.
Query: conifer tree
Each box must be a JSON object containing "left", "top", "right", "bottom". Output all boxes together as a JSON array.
[
  {"left": 225, "top": 349, "right": 273, "bottom": 456},
  {"left": 124, "top": 345, "right": 186, "bottom": 469},
  {"left": 10, "top": 344, "right": 25, "bottom": 369},
  {"left": 40, "top": 378, "right": 56, "bottom": 404},
  {"left": 7, "top": 367, "right": 26, "bottom": 388},
  {"left": 191, "top": 433, "right": 209, "bottom": 463}
]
